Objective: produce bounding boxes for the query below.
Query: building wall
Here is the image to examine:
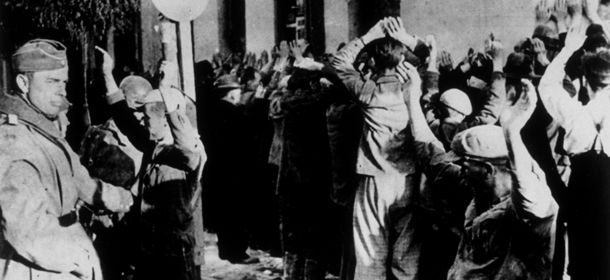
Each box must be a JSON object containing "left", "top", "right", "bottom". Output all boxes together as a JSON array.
[
  {"left": 246, "top": 0, "right": 276, "bottom": 55},
  {"left": 193, "top": 0, "right": 219, "bottom": 63},
  {"left": 140, "top": 0, "right": 163, "bottom": 76},
  {"left": 401, "top": 0, "right": 535, "bottom": 63},
  {"left": 324, "top": 0, "right": 349, "bottom": 53}
]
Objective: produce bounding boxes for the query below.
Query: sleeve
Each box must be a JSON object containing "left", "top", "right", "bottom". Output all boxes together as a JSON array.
[
  {"left": 331, "top": 38, "right": 377, "bottom": 101},
  {"left": 71, "top": 152, "right": 133, "bottom": 212},
  {"left": 0, "top": 160, "right": 94, "bottom": 274},
  {"left": 510, "top": 157, "right": 558, "bottom": 223},
  {"left": 456, "top": 71, "right": 506, "bottom": 132},
  {"left": 155, "top": 109, "right": 206, "bottom": 173},
  {"left": 422, "top": 70, "right": 441, "bottom": 125},
  {"left": 105, "top": 91, "right": 155, "bottom": 153},
  {"left": 413, "top": 138, "right": 471, "bottom": 209},
  {"left": 538, "top": 49, "right": 598, "bottom": 155}
]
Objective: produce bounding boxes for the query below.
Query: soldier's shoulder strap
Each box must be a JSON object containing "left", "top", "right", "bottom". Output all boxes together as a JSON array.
[{"left": 0, "top": 113, "right": 20, "bottom": 126}]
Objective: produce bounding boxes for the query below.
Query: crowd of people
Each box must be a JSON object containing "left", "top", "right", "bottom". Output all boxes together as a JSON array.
[{"left": 1, "top": 1, "right": 610, "bottom": 280}]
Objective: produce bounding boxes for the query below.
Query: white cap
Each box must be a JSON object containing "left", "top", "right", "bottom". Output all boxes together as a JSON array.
[{"left": 440, "top": 89, "right": 473, "bottom": 116}]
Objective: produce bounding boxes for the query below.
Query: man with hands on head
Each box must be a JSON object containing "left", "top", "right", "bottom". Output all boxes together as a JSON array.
[
  {"left": 0, "top": 39, "right": 133, "bottom": 280},
  {"left": 400, "top": 59, "right": 558, "bottom": 279},
  {"left": 332, "top": 17, "right": 428, "bottom": 280},
  {"left": 98, "top": 47, "right": 206, "bottom": 280}
]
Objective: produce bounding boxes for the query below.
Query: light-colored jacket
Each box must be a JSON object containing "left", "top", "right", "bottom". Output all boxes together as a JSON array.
[{"left": 0, "top": 93, "right": 130, "bottom": 280}]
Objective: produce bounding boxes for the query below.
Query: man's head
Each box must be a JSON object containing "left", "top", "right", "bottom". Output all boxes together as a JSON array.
[
  {"left": 582, "top": 49, "right": 610, "bottom": 92},
  {"left": 214, "top": 74, "right": 241, "bottom": 105},
  {"left": 136, "top": 89, "right": 169, "bottom": 142},
  {"left": 439, "top": 89, "right": 472, "bottom": 121},
  {"left": 445, "top": 125, "right": 512, "bottom": 202},
  {"left": 12, "top": 39, "right": 70, "bottom": 119},
  {"left": 371, "top": 37, "right": 405, "bottom": 72},
  {"left": 119, "top": 75, "right": 153, "bottom": 109}
]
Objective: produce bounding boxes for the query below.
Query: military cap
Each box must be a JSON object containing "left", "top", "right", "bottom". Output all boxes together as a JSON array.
[{"left": 12, "top": 39, "right": 68, "bottom": 72}]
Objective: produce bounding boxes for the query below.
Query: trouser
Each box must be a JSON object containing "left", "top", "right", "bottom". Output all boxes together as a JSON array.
[
  {"left": 352, "top": 175, "right": 420, "bottom": 280},
  {"left": 216, "top": 226, "right": 250, "bottom": 261},
  {"left": 134, "top": 252, "right": 198, "bottom": 280},
  {"left": 279, "top": 180, "right": 334, "bottom": 280}
]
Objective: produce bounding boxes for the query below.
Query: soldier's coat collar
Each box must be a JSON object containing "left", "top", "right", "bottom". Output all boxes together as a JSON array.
[{"left": 0, "top": 93, "right": 62, "bottom": 139}]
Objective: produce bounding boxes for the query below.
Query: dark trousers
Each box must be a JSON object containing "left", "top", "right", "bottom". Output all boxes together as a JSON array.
[
  {"left": 134, "top": 253, "right": 198, "bottom": 280},
  {"left": 279, "top": 180, "right": 337, "bottom": 280}
]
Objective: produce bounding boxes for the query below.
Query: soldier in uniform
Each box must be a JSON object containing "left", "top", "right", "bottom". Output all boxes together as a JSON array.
[{"left": 0, "top": 39, "right": 133, "bottom": 280}]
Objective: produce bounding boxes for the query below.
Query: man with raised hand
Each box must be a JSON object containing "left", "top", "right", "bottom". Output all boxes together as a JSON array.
[
  {"left": 100, "top": 48, "right": 206, "bottom": 280},
  {"left": 401, "top": 59, "right": 557, "bottom": 279}
]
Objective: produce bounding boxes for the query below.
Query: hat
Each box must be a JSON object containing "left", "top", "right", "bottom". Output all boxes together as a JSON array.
[
  {"left": 213, "top": 74, "right": 240, "bottom": 90},
  {"left": 12, "top": 39, "right": 67, "bottom": 72},
  {"left": 442, "top": 125, "right": 509, "bottom": 163},
  {"left": 134, "top": 89, "right": 164, "bottom": 107},
  {"left": 503, "top": 52, "right": 541, "bottom": 79},
  {"left": 440, "top": 89, "right": 472, "bottom": 116}
]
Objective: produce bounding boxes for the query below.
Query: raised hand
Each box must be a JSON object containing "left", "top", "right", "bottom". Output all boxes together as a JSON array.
[
  {"left": 531, "top": 38, "right": 550, "bottom": 66},
  {"left": 500, "top": 79, "right": 538, "bottom": 130},
  {"left": 385, "top": 17, "right": 416, "bottom": 48},
  {"left": 362, "top": 18, "right": 388, "bottom": 44},
  {"left": 397, "top": 61, "right": 422, "bottom": 103},
  {"left": 439, "top": 51, "right": 454, "bottom": 72},
  {"left": 289, "top": 40, "right": 304, "bottom": 62},
  {"left": 95, "top": 46, "right": 114, "bottom": 76},
  {"left": 584, "top": 0, "right": 601, "bottom": 23}
]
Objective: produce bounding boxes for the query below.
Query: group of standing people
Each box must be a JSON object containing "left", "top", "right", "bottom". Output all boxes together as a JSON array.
[{"left": 1, "top": 1, "right": 610, "bottom": 280}]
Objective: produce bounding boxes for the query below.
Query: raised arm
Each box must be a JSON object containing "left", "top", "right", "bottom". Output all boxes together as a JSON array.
[
  {"left": 456, "top": 41, "right": 506, "bottom": 132},
  {"left": 332, "top": 19, "right": 386, "bottom": 95},
  {"left": 500, "top": 79, "right": 557, "bottom": 220},
  {"left": 420, "top": 35, "right": 442, "bottom": 125},
  {"left": 156, "top": 81, "right": 206, "bottom": 173},
  {"left": 399, "top": 62, "right": 465, "bottom": 203},
  {"left": 537, "top": 24, "right": 597, "bottom": 155},
  {"left": 97, "top": 47, "right": 154, "bottom": 152}
]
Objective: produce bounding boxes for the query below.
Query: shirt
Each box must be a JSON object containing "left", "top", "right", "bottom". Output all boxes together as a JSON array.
[
  {"left": 332, "top": 38, "right": 415, "bottom": 177},
  {"left": 538, "top": 47, "right": 610, "bottom": 156}
]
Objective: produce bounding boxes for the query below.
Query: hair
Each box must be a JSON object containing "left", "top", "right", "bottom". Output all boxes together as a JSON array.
[
  {"left": 371, "top": 37, "right": 405, "bottom": 71},
  {"left": 582, "top": 49, "right": 610, "bottom": 90}
]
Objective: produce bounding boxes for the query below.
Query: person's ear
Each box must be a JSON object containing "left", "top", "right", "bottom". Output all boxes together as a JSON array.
[{"left": 16, "top": 74, "right": 30, "bottom": 94}]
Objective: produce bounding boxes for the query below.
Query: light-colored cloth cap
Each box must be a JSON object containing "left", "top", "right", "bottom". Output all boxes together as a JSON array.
[
  {"left": 12, "top": 39, "right": 67, "bottom": 72},
  {"left": 443, "top": 125, "right": 509, "bottom": 163},
  {"left": 440, "top": 89, "right": 473, "bottom": 116}
]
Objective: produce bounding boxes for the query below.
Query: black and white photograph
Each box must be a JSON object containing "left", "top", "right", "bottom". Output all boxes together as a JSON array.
[{"left": 0, "top": 0, "right": 607, "bottom": 279}]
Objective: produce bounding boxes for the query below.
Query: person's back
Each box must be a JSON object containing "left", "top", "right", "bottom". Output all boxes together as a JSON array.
[{"left": 332, "top": 18, "right": 424, "bottom": 280}]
